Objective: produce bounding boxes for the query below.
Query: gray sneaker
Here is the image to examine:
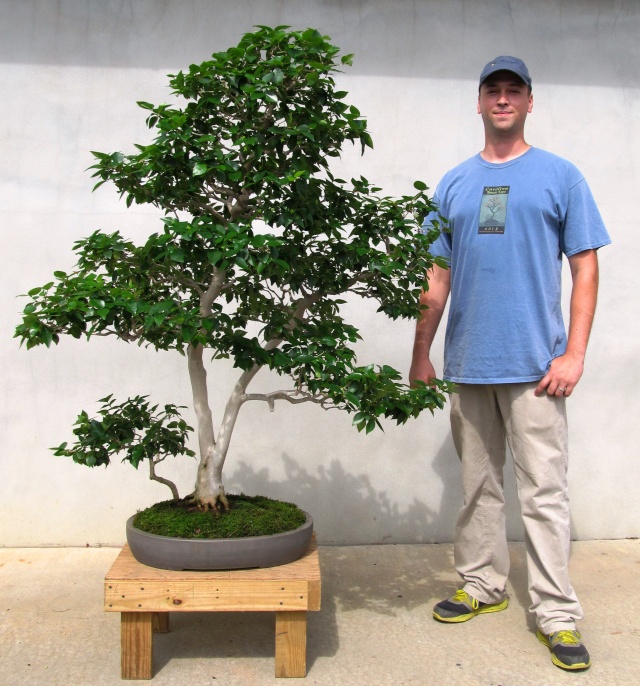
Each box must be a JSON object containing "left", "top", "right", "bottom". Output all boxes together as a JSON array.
[
  {"left": 537, "top": 629, "right": 591, "bottom": 671},
  {"left": 433, "top": 589, "right": 508, "bottom": 623}
]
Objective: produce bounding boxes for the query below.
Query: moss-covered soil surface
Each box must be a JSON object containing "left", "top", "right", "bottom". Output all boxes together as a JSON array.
[{"left": 132, "top": 494, "right": 307, "bottom": 539}]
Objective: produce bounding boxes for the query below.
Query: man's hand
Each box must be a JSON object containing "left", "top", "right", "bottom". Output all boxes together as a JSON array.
[
  {"left": 534, "top": 352, "right": 584, "bottom": 398},
  {"left": 534, "top": 249, "right": 599, "bottom": 399},
  {"left": 409, "top": 356, "right": 438, "bottom": 388}
]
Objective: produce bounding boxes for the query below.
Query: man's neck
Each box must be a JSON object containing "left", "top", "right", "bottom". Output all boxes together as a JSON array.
[{"left": 480, "top": 137, "right": 531, "bottom": 163}]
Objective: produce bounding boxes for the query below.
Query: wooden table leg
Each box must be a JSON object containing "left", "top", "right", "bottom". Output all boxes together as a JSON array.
[
  {"left": 275, "top": 611, "right": 307, "bottom": 678},
  {"left": 153, "top": 612, "right": 170, "bottom": 633},
  {"left": 121, "top": 612, "right": 153, "bottom": 680}
]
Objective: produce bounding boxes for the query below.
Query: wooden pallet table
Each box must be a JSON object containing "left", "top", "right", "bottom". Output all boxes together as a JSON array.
[{"left": 104, "top": 534, "right": 321, "bottom": 679}]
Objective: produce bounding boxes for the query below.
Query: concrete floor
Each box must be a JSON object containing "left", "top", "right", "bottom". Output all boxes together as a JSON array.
[{"left": 1, "top": 540, "right": 638, "bottom": 686}]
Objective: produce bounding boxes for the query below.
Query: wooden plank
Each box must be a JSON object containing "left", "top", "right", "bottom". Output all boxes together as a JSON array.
[
  {"left": 121, "top": 612, "right": 153, "bottom": 680},
  {"left": 106, "top": 579, "right": 311, "bottom": 612},
  {"left": 275, "top": 612, "right": 307, "bottom": 678},
  {"left": 307, "top": 578, "right": 321, "bottom": 612}
]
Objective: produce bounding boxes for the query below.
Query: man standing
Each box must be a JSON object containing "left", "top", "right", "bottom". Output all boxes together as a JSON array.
[{"left": 410, "top": 56, "right": 610, "bottom": 671}]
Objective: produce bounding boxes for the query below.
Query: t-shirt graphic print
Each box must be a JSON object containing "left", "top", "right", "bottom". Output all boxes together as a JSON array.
[{"left": 479, "top": 186, "right": 510, "bottom": 234}]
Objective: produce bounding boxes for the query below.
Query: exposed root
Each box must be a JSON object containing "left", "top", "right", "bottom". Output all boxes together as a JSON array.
[{"left": 184, "top": 491, "right": 230, "bottom": 514}]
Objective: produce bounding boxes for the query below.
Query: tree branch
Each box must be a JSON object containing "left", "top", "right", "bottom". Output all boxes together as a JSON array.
[
  {"left": 149, "top": 458, "right": 180, "bottom": 500},
  {"left": 201, "top": 267, "right": 226, "bottom": 316},
  {"left": 241, "top": 389, "right": 331, "bottom": 410}
]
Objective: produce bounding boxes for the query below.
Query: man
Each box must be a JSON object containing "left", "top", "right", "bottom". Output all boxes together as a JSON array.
[{"left": 410, "top": 56, "right": 610, "bottom": 671}]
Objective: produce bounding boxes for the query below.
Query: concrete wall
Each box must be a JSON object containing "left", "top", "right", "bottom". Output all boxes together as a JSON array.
[{"left": 1, "top": 0, "right": 638, "bottom": 546}]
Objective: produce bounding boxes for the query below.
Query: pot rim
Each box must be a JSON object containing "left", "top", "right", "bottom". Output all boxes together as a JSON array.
[{"left": 126, "top": 510, "right": 313, "bottom": 544}]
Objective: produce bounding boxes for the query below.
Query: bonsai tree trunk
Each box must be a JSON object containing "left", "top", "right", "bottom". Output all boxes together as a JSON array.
[
  {"left": 188, "top": 348, "right": 261, "bottom": 512},
  {"left": 188, "top": 295, "right": 315, "bottom": 511},
  {"left": 187, "top": 343, "right": 226, "bottom": 510}
]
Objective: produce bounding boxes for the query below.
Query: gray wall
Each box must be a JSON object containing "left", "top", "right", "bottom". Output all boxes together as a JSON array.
[{"left": 1, "top": 0, "right": 637, "bottom": 546}]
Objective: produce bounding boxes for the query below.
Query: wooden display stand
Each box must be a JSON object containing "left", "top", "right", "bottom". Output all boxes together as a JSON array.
[{"left": 104, "top": 535, "right": 321, "bottom": 679}]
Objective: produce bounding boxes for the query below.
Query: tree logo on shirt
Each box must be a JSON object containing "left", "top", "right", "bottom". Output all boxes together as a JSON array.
[{"left": 479, "top": 186, "right": 509, "bottom": 234}]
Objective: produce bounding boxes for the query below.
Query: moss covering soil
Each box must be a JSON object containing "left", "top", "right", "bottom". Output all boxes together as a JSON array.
[{"left": 132, "top": 494, "right": 307, "bottom": 539}]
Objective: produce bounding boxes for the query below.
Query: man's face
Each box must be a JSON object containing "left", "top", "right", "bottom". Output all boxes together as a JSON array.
[{"left": 477, "top": 71, "right": 533, "bottom": 136}]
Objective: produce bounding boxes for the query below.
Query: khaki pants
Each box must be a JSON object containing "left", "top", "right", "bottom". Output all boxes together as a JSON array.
[{"left": 450, "top": 382, "right": 583, "bottom": 634}]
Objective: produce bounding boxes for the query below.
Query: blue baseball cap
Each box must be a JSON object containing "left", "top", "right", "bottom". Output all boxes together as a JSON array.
[{"left": 479, "top": 56, "right": 532, "bottom": 88}]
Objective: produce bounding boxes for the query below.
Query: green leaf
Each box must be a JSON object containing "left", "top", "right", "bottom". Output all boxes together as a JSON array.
[
  {"left": 170, "top": 248, "right": 185, "bottom": 263},
  {"left": 42, "top": 328, "right": 54, "bottom": 347},
  {"left": 413, "top": 180, "right": 428, "bottom": 191},
  {"left": 192, "top": 162, "right": 208, "bottom": 176}
]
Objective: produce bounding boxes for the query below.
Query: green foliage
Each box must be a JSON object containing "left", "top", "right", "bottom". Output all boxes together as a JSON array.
[
  {"left": 52, "top": 395, "right": 195, "bottom": 468},
  {"left": 133, "top": 494, "right": 307, "bottom": 538},
  {"left": 16, "top": 26, "right": 452, "bottom": 480}
]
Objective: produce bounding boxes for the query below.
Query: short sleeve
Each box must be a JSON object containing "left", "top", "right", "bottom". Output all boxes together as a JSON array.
[
  {"left": 562, "top": 178, "right": 611, "bottom": 257},
  {"left": 420, "top": 194, "right": 452, "bottom": 260}
]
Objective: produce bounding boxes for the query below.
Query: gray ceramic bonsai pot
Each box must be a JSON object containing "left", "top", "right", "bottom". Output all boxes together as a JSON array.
[{"left": 126, "top": 511, "right": 313, "bottom": 571}]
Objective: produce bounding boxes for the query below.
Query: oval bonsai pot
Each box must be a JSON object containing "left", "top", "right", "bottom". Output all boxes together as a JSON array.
[{"left": 126, "top": 511, "right": 313, "bottom": 571}]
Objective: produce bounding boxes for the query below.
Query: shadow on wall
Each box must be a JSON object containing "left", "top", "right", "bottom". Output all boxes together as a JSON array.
[
  {"left": 227, "top": 451, "right": 457, "bottom": 545},
  {"left": 2, "top": 0, "right": 639, "bottom": 87},
  {"left": 226, "top": 442, "right": 525, "bottom": 545}
]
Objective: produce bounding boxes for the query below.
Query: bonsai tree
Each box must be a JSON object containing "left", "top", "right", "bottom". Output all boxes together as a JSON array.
[{"left": 15, "top": 26, "right": 451, "bottom": 513}]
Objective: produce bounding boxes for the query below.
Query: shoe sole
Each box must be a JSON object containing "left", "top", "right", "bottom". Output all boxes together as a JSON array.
[
  {"left": 536, "top": 630, "right": 591, "bottom": 671},
  {"left": 433, "top": 597, "right": 509, "bottom": 623}
]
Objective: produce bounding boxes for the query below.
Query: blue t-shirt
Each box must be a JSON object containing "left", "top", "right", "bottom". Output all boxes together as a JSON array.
[{"left": 426, "top": 147, "right": 611, "bottom": 384}]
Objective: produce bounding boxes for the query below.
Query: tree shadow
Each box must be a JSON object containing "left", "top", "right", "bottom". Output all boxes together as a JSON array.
[{"left": 227, "top": 447, "right": 464, "bottom": 545}]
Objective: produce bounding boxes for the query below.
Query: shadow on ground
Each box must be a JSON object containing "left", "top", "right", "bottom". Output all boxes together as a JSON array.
[{"left": 147, "top": 449, "right": 536, "bottom": 675}]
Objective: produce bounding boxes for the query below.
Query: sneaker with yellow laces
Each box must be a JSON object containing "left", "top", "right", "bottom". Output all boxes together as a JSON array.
[
  {"left": 432, "top": 589, "right": 509, "bottom": 623},
  {"left": 537, "top": 629, "right": 591, "bottom": 671}
]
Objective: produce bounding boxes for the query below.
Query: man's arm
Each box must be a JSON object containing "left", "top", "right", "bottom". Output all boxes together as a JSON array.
[
  {"left": 409, "top": 264, "right": 451, "bottom": 386},
  {"left": 535, "top": 249, "right": 600, "bottom": 397}
]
